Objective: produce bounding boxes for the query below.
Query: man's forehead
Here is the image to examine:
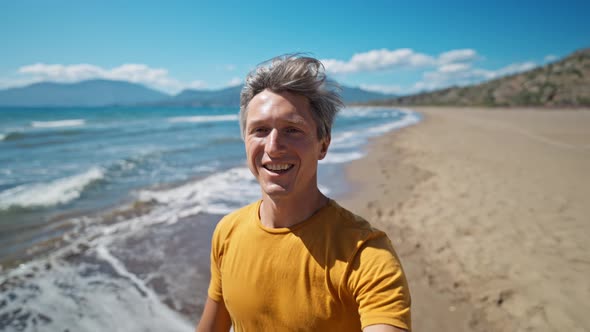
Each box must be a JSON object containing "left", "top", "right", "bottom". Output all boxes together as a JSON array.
[
  {"left": 248, "top": 89, "right": 310, "bottom": 110},
  {"left": 246, "top": 90, "right": 312, "bottom": 121},
  {"left": 246, "top": 109, "right": 308, "bottom": 125}
]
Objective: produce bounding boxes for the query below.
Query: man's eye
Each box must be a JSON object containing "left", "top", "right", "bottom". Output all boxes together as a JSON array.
[
  {"left": 286, "top": 127, "right": 302, "bottom": 134},
  {"left": 254, "top": 127, "right": 269, "bottom": 134}
]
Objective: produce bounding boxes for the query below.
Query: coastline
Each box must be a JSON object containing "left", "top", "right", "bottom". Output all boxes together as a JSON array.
[
  {"left": 340, "top": 107, "right": 590, "bottom": 331},
  {"left": 3, "top": 105, "right": 588, "bottom": 330}
]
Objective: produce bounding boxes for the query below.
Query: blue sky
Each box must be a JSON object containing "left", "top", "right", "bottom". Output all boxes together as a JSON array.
[{"left": 0, "top": 0, "right": 588, "bottom": 95}]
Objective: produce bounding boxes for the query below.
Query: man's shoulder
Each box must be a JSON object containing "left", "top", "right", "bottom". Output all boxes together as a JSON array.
[
  {"left": 324, "top": 200, "right": 387, "bottom": 242},
  {"left": 223, "top": 200, "right": 260, "bottom": 220},
  {"left": 215, "top": 200, "right": 260, "bottom": 233},
  {"left": 328, "top": 200, "right": 383, "bottom": 231}
]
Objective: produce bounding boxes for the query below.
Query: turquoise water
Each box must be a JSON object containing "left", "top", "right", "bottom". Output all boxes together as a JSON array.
[{"left": 0, "top": 106, "right": 420, "bottom": 331}]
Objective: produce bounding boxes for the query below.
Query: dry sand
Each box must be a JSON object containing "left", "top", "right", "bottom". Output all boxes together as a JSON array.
[{"left": 341, "top": 107, "right": 590, "bottom": 332}]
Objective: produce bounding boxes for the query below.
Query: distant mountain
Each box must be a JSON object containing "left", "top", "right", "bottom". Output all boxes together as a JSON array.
[
  {"left": 340, "top": 86, "right": 395, "bottom": 103},
  {"left": 0, "top": 78, "right": 395, "bottom": 108},
  {"left": 365, "top": 48, "right": 590, "bottom": 107},
  {"left": 155, "top": 84, "right": 395, "bottom": 107},
  {"left": 154, "top": 85, "right": 242, "bottom": 107},
  {"left": 0, "top": 79, "right": 169, "bottom": 107}
]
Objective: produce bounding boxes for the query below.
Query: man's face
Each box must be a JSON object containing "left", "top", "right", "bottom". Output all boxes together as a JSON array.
[{"left": 244, "top": 89, "right": 329, "bottom": 199}]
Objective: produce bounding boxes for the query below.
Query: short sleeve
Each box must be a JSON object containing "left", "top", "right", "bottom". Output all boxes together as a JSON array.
[
  {"left": 207, "top": 221, "right": 224, "bottom": 302},
  {"left": 346, "top": 235, "right": 412, "bottom": 331}
]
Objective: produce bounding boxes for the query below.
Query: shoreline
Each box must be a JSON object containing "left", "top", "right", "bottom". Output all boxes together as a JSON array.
[{"left": 340, "top": 107, "right": 590, "bottom": 331}]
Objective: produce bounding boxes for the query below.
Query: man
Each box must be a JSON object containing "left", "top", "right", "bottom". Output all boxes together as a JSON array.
[{"left": 196, "top": 55, "right": 411, "bottom": 332}]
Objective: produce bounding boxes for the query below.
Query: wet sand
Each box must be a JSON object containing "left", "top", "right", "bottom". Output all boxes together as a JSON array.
[{"left": 341, "top": 107, "right": 590, "bottom": 332}]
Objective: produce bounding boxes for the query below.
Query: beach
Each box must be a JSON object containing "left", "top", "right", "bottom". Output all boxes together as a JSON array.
[
  {"left": 2, "top": 105, "right": 589, "bottom": 331},
  {"left": 341, "top": 107, "right": 590, "bottom": 331}
]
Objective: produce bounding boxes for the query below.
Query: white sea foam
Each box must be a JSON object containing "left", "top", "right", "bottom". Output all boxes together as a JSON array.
[
  {"left": 318, "top": 184, "right": 331, "bottom": 196},
  {"left": 0, "top": 167, "right": 104, "bottom": 210},
  {"left": 94, "top": 245, "right": 192, "bottom": 332},
  {"left": 367, "top": 109, "right": 421, "bottom": 135},
  {"left": 80, "top": 167, "right": 257, "bottom": 241},
  {"left": 339, "top": 106, "right": 399, "bottom": 118},
  {"left": 138, "top": 167, "right": 259, "bottom": 220},
  {"left": 330, "top": 131, "right": 365, "bottom": 149},
  {"left": 0, "top": 251, "right": 193, "bottom": 332},
  {"left": 168, "top": 114, "right": 238, "bottom": 123},
  {"left": 31, "top": 119, "right": 86, "bottom": 128},
  {"left": 331, "top": 130, "right": 357, "bottom": 144},
  {"left": 320, "top": 151, "right": 365, "bottom": 164},
  {"left": 331, "top": 109, "right": 420, "bottom": 149}
]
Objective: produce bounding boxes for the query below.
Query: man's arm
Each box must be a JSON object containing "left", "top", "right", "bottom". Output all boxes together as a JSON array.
[
  {"left": 349, "top": 236, "right": 412, "bottom": 331},
  {"left": 195, "top": 297, "right": 231, "bottom": 332},
  {"left": 364, "top": 324, "right": 408, "bottom": 332}
]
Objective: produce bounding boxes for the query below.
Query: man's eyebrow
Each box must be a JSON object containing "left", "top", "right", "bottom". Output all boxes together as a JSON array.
[
  {"left": 247, "top": 117, "right": 307, "bottom": 127},
  {"left": 245, "top": 119, "right": 267, "bottom": 128},
  {"left": 282, "top": 118, "right": 307, "bottom": 126}
]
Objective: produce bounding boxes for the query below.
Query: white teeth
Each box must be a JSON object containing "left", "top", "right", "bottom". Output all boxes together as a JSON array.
[{"left": 265, "top": 164, "right": 292, "bottom": 171}]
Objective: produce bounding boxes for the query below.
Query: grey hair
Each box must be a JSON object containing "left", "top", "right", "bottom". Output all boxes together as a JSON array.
[{"left": 239, "top": 54, "right": 344, "bottom": 140}]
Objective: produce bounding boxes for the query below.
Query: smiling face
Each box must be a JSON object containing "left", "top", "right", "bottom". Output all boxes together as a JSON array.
[{"left": 244, "top": 89, "right": 330, "bottom": 200}]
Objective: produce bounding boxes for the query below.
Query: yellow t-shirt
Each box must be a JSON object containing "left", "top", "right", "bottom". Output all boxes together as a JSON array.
[{"left": 208, "top": 199, "right": 411, "bottom": 331}]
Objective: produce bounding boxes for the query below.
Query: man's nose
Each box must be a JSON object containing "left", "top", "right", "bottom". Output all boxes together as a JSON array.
[{"left": 265, "top": 129, "right": 286, "bottom": 156}]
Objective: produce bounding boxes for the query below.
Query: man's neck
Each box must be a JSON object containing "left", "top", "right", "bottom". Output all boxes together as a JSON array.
[{"left": 259, "top": 189, "right": 329, "bottom": 228}]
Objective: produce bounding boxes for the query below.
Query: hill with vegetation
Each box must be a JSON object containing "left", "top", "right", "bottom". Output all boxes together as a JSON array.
[{"left": 367, "top": 48, "right": 590, "bottom": 107}]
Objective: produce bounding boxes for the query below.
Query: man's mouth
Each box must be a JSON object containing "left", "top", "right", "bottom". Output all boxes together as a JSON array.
[{"left": 263, "top": 163, "right": 294, "bottom": 173}]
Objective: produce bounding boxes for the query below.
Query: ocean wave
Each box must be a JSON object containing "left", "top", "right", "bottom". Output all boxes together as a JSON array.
[
  {"left": 0, "top": 167, "right": 105, "bottom": 210},
  {"left": 330, "top": 131, "right": 361, "bottom": 146},
  {"left": 367, "top": 109, "right": 421, "bottom": 135},
  {"left": 0, "top": 252, "right": 193, "bottom": 332},
  {"left": 31, "top": 119, "right": 86, "bottom": 128},
  {"left": 167, "top": 114, "right": 238, "bottom": 123},
  {"left": 320, "top": 151, "right": 365, "bottom": 164},
  {"left": 0, "top": 131, "right": 25, "bottom": 141},
  {"left": 138, "top": 167, "right": 259, "bottom": 219},
  {"left": 332, "top": 109, "right": 420, "bottom": 147},
  {"left": 339, "top": 107, "right": 400, "bottom": 118},
  {"left": 0, "top": 128, "right": 86, "bottom": 142}
]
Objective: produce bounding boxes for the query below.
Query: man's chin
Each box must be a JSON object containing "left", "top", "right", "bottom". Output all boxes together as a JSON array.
[{"left": 261, "top": 184, "right": 291, "bottom": 198}]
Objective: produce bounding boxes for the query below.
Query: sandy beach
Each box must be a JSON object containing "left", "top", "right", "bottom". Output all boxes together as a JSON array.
[{"left": 341, "top": 107, "right": 590, "bottom": 332}]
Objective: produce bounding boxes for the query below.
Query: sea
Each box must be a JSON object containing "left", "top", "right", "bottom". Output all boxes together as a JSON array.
[{"left": 0, "top": 105, "right": 420, "bottom": 331}]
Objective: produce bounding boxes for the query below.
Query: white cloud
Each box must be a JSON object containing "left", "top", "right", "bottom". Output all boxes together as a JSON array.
[
  {"left": 321, "top": 48, "right": 480, "bottom": 74},
  {"left": 321, "top": 47, "right": 500, "bottom": 94},
  {"left": 4, "top": 50, "right": 542, "bottom": 97},
  {"left": 19, "top": 63, "right": 104, "bottom": 81},
  {"left": 0, "top": 76, "right": 43, "bottom": 89},
  {"left": 437, "top": 49, "right": 478, "bottom": 65},
  {"left": 186, "top": 80, "right": 207, "bottom": 89},
  {"left": 15, "top": 63, "right": 207, "bottom": 94},
  {"left": 227, "top": 77, "right": 242, "bottom": 86},
  {"left": 438, "top": 63, "right": 472, "bottom": 73},
  {"left": 413, "top": 61, "right": 538, "bottom": 93},
  {"left": 544, "top": 54, "right": 558, "bottom": 62},
  {"left": 322, "top": 48, "right": 435, "bottom": 74},
  {"left": 492, "top": 61, "right": 537, "bottom": 77}
]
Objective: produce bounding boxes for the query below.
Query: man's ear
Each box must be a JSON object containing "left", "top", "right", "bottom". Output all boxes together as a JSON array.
[{"left": 318, "top": 135, "right": 330, "bottom": 160}]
